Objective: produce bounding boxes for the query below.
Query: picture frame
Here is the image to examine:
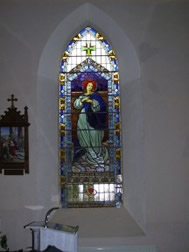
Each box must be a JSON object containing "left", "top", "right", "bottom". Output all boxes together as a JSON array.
[{"left": 0, "top": 95, "right": 30, "bottom": 175}]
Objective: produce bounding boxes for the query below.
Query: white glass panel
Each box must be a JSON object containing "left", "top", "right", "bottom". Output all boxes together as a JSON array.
[
  {"left": 105, "top": 193, "right": 110, "bottom": 201},
  {"left": 79, "top": 185, "right": 83, "bottom": 193},
  {"left": 110, "top": 184, "right": 115, "bottom": 192},
  {"left": 71, "top": 47, "right": 77, "bottom": 56},
  {"left": 94, "top": 184, "right": 99, "bottom": 192},
  {"left": 72, "top": 57, "right": 77, "bottom": 65},
  {"left": 79, "top": 194, "right": 83, "bottom": 201},
  {"left": 96, "top": 56, "right": 101, "bottom": 64},
  {"left": 101, "top": 56, "right": 107, "bottom": 64},
  {"left": 88, "top": 34, "right": 96, "bottom": 40},
  {"left": 100, "top": 193, "right": 105, "bottom": 201},
  {"left": 101, "top": 47, "right": 107, "bottom": 56},
  {"left": 104, "top": 184, "right": 109, "bottom": 192},
  {"left": 76, "top": 44, "right": 80, "bottom": 55},
  {"left": 96, "top": 47, "right": 101, "bottom": 56},
  {"left": 110, "top": 192, "right": 115, "bottom": 201},
  {"left": 86, "top": 33, "right": 91, "bottom": 41}
]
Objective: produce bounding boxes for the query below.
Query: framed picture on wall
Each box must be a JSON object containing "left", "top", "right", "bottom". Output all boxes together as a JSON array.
[{"left": 0, "top": 95, "right": 30, "bottom": 175}]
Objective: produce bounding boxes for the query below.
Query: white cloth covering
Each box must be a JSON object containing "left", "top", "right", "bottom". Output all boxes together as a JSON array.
[{"left": 39, "top": 227, "right": 78, "bottom": 252}]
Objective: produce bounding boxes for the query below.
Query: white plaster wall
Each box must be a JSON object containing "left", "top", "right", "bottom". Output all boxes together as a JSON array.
[
  {"left": 0, "top": 1, "right": 188, "bottom": 252},
  {"left": 37, "top": 1, "right": 145, "bottom": 237}
]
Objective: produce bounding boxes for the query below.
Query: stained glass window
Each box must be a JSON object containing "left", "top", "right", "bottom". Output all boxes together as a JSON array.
[{"left": 59, "top": 27, "right": 122, "bottom": 208}]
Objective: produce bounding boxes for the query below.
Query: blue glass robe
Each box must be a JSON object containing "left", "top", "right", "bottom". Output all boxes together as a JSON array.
[
  {"left": 83, "top": 92, "right": 107, "bottom": 130},
  {"left": 73, "top": 92, "right": 108, "bottom": 170}
]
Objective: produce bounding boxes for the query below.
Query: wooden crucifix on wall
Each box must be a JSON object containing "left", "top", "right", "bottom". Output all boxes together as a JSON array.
[{"left": 0, "top": 95, "right": 30, "bottom": 175}]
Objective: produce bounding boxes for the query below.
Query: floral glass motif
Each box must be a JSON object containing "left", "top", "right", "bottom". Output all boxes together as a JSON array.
[{"left": 59, "top": 27, "right": 122, "bottom": 208}]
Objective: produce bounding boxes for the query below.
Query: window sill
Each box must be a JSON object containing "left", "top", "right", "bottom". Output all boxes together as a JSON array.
[{"left": 51, "top": 207, "right": 144, "bottom": 238}]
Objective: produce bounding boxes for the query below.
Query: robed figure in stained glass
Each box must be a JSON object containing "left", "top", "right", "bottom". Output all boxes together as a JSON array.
[
  {"left": 74, "top": 78, "right": 108, "bottom": 172},
  {"left": 59, "top": 27, "right": 122, "bottom": 207}
]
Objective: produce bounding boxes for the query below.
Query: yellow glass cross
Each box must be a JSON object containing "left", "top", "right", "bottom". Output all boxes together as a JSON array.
[{"left": 82, "top": 43, "right": 96, "bottom": 56}]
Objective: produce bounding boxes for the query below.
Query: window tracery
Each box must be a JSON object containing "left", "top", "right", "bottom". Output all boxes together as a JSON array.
[{"left": 59, "top": 27, "right": 122, "bottom": 208}]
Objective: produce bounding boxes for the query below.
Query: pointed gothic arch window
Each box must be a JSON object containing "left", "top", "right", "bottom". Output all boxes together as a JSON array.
[{"left": 59, "top": 27, "right": 122, "bottom": 208}]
